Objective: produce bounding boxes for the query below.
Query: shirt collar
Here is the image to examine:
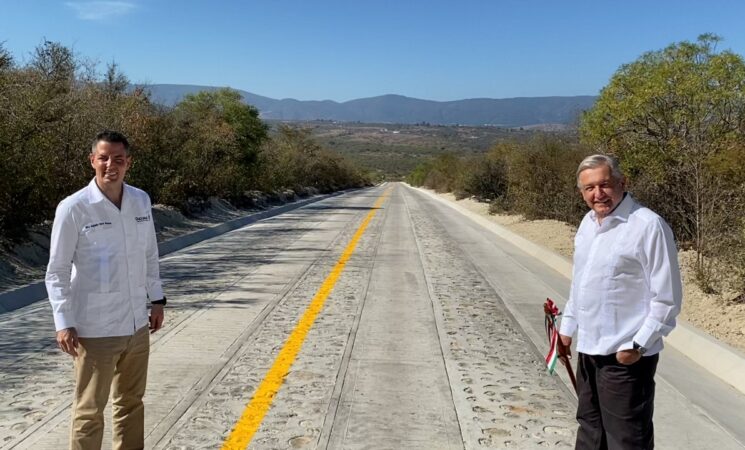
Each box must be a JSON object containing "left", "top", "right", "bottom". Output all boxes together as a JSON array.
[
  {"left": 86, "top": 178, "right": 129, "bottom": 208},
  {"left": 87, "top": 178, "right": 107, "bottom": 204},
  {"left": 589, "top": 192, "right": 634, "bottom": 226}
]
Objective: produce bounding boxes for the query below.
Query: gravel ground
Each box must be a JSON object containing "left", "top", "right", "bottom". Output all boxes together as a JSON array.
[
  {"left": 0, "top": 206, "right": 335, "bottom": 447},
  {"left": 404, "top": 193, "right": 576, "bottom": 448},
  {"left": 5, "top": 185, "right": 741, "bottom": 450}
]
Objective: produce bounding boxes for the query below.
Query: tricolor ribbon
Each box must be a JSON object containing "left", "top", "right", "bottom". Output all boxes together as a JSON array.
[
  {"left": 543, "top": 298, "right": 578, "bottom": 394},
  {"left": 544, "top": 298, "right": 561, "bottom": 374}
]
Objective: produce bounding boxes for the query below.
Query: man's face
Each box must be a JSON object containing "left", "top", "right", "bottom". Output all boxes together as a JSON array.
[
  {"left": 578, "top": 165, "right": 625, "bottom": 220},
  {"left": 90, "top": 140, "right": 131, "bottom": 189}
]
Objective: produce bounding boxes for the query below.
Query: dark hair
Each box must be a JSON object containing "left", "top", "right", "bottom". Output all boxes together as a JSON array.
[{"left": 91, "top": 130, "right": 130, "bottom": 155}]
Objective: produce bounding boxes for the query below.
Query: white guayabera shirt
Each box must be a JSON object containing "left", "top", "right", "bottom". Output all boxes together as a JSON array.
[
  {"left": 559, "top": 194, "right": 682, "bottom": 356},
  {"left": 45, "top": 179, "right": 164, "bottom": 338}
]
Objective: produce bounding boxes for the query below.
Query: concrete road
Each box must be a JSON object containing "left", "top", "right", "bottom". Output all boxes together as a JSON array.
[{"left": 0, "top": 183, "right": 742, "bottom": 449}]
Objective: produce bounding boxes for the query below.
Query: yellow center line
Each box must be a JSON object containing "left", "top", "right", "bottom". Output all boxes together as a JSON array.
[{"left": 221, "top": 188, "right": 392, "bottom": 450}]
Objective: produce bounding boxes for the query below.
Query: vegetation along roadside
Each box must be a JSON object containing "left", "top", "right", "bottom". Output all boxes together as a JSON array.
[
  {"left": 408, "top": 35, "right": 745, "bottom": 349},
  {"left": 0, "top": 40, "right": 371, "bottom": 292}
]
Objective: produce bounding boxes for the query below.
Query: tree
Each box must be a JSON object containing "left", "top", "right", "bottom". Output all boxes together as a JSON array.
[
  {"left": 261, "top": 125, "right": 318, "bottom": 190},
  {"left": 258, "top": 125, "right": 368, "bottom": 193},
  {"left": 103, "top": 61, "right": 129, "bottom": 99},
  {"left": 0, "top": 42, "right": 166, "bottom": 237},
  {"left": 460, "top": 147, "right": 510, "bottom": 202},
  {"left": 497, "top": 136, "right": 589, "bottom": 223},
  {"left": 581, "top": 34, "right": 745, "bottom": 289},
  {"left": 30, "top": 40, "right": 76, "bottom": 88},
  {"left": 161, "top": 88, "right": 268, "bottom": 207},
  {"left": 0, "top": 41, "right": 93, "bottom": 238},
  {"left": 0, "top": 42, "right": 12, "bottom": 71}
]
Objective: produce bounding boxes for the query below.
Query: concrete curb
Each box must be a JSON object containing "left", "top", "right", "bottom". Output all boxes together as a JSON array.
[
  {"left": 665, "top": 321, "right": 745, "bottom": 395},
  {"left": 0, "top": 192, "right": 343, "bottom": 314},
  {"left": 408, "top": 184, "right": 745, "bottom": 396}
]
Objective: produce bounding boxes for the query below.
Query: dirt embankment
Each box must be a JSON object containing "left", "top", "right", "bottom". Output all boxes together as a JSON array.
[
  {"left": 436, "top": 192, "right": 745, "bottom": 354},
  {"left": 0, "top": 190, "right": 309, "bottom": 294}
]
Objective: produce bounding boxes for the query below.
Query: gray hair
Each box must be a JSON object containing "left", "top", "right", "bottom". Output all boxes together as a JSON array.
[{"left": 576, "top": 154, "right": 624, "bottom": 188}]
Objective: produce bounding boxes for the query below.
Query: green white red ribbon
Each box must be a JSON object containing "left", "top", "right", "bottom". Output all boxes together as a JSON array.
[
  {"left": 544, "top": 298, "right": 561, "bottom": 374},
  {"left": 543, "top": 298, "right": 578, "bottom": 393}
]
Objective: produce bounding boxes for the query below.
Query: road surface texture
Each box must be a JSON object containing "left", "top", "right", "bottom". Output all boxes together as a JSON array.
[{"left": 1, "top": 183, "right": 743, "bottom": 449}]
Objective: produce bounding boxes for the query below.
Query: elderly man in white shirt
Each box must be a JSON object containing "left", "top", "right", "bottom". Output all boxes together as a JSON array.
[
  {"left": 46, "top": 130, "right": 166, "bottom": 450},
  {"left": 559, "top": 154, "right": 682, "bottom": 450}
]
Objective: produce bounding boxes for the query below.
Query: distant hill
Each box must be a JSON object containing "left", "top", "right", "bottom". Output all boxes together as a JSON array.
[{"left": 141, "top": 84, "right": 597, "bottom": 127}]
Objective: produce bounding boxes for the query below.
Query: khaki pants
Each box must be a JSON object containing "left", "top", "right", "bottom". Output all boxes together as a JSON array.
[{"left": 70, "top": 326, "right": 150, "bottom": 450}]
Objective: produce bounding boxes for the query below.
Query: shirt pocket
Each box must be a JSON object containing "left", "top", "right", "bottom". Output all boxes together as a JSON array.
[
  {"left": 597, "top": 240, "right": 628, "bottom": 336},
  {"left": 78, "top": 222, "right": 119, "bottom": 290},
  {"left": 79, "top": 221, "right": 117, "bottom": 253},
  {"left": 607, "top": 246, "right": 646, "bottom": 312},
  {"left": 134, "top": 215, "right": 152, "bottom": 250}
]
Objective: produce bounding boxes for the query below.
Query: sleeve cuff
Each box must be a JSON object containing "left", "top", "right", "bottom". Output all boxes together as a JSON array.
[
  {"left": 53, "top": 314, "right": 76, "bottom": 332},
  {"left": 559, "top": 317, "right": 578, "bottom": 337},
  {"left": 147, "top": 285, "right": 164, "bottom": 303},
  {"left": 632, "top": 323, "right": 658, "bottom": 349},
  {"left": 616, "top": 340, "right": 635, "bottom": 352}
]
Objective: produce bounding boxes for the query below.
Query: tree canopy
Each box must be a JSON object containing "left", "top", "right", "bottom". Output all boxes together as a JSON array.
[
  {"left": 0, "top": 41, "right": 369, "bottom": 240},
  {"left": 581, "top": 34, "right": 745, "bottom": 290}
]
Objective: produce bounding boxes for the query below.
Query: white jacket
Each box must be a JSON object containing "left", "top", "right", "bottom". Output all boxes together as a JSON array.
[
  {"left": 560, "top": 194, "right": 682, "bottom": 356},
  {"left": 46, "top": 179, "right": 164, "bottom": 337}
]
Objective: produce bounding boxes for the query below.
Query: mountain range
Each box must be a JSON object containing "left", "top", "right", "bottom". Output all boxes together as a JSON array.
[{"left": 142, "top": 84, "right": 597, "bottom": 127}]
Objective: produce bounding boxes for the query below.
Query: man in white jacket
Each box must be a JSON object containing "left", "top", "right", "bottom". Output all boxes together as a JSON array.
[
  {"left": 559, "top": 154, "right": 682, "bottom": 450},
  {"left": 46, "top": 130, "right": 166, "bottom": 450}
]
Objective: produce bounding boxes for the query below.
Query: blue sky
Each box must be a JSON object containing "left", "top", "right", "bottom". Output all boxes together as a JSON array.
[{"left": 2, "top": 1, "right": 745, "bottom": 102}]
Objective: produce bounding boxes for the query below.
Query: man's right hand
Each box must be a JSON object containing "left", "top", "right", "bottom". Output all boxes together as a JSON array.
[
  {"left": 56, "top": 327, "right": 79, "bottom": 357},
  {"left": 559, "top": 334, "right": 572, "bottom": 359}
]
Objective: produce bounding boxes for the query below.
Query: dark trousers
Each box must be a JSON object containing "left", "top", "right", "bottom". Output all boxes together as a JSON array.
[{"left": 575, "top": 352, "right": 658, "bottom": 450}]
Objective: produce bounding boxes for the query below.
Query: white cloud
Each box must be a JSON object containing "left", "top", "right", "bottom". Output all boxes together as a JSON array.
[{"left": 65, "top": 1, "right": 137, "bottom": 21}]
